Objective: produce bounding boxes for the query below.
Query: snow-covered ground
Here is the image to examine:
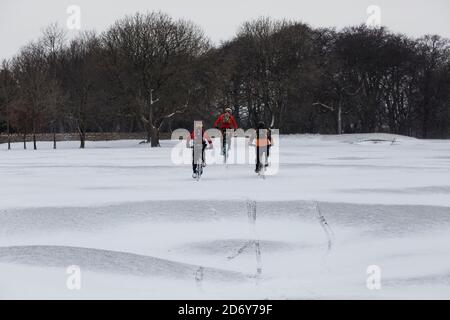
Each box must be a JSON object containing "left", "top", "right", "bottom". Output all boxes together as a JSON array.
[{"left": 0, "top": 134, "right": 449, "bottom": 299}]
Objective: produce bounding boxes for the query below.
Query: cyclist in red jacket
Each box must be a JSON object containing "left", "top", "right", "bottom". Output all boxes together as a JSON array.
[
  {"left": 214, "top": 107, "right": 238, "bottom": 156},
  {"left": 214, "top": 107, "right": 238, "bottom": 130}
]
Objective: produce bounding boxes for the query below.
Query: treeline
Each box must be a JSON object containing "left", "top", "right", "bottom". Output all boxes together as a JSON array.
[{"left": 1, "top": 12, "right": 450, "bottom": 149}]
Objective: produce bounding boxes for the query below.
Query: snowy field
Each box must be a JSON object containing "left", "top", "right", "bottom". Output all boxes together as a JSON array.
[{"left": 0, "top": 134, "right": 450, "bottom": 299}]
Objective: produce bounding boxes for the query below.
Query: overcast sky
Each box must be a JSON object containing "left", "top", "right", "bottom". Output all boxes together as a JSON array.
[{"left": 1, "top": 0, "right": 449, "bottom": 60}]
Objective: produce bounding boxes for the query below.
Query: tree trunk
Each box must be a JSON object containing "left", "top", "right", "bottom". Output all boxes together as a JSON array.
[
  {"left": 32, "top": 108, "right": 37, "bottom": 150},
  {"left": 337, "top": 104, "right": 342, "bottom": 135},
  {"left": 79, "top": 127, "right": 86, "bottom": 149},
  {"left": 23, "top": 132, "right": 27, "bottom": 150},
  {"left": 150, "top": 126, "right": 160, "bottom": 147},
  {"left": 146, "top": 128, "right": 151, "bottom": 143},
  {"left": 7, "top": 119, "right": 11, "bottom": 150},
  {"left": 80, "top": 133, "right": 85, "bottom": 149},
  {"left": 422, "top": 107, "right": 429, "bottom": 139},
  {"left": 53, "top": 130, "right": 57, "bottom": 150}
]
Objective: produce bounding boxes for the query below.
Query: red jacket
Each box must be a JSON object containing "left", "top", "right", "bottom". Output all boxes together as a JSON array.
[{"left": 214, "top": 113, "right": 238, "bottom": 130}]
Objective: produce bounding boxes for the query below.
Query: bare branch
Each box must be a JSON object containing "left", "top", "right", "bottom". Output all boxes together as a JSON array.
[{"left": 312, "top": 102, "right": 335, "bottom": 111}]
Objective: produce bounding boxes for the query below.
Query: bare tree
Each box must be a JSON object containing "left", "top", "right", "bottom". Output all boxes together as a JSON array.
[
  {"left": 12, "top": 42, "right": 53, "bottom": 150},
  {"left": 415, "top": 35, "right": 450, "bottom": 138},
  {"left": 103, "top": 12, "right": 210, "bottom": 146},
  {"left": 0, "top": 60, "right": 17, "bottom": 149},
  {"left": 41, "top": 23, "right": 67, "bottom": 148},
  {"left": 61, "top": 32, "right": 100, "bottom": 148}
]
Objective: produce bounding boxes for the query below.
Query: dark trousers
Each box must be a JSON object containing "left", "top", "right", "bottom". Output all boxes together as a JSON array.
[
  {"left": 192, "top": 142, "right": 207, "bottom": 173},
  {"left": 221, "top": 129, "right": 231, "bottom": 154},
  {"left": 256, "top": 145, "right": 270, "bottom": 170}
]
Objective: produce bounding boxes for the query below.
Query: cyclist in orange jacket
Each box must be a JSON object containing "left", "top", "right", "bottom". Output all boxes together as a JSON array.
[{"left": 250, "top": 121, "right": 272, "bottom": 173}]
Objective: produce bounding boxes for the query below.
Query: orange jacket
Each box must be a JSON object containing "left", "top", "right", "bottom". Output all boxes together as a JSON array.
[{"left": 255, "top": 129, "right": 272, "bottom": 147}]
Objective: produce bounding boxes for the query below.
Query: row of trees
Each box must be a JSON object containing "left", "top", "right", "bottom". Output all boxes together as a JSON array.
[{"left": 1, "top": 12, "right": 450, "bottom": 149}]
